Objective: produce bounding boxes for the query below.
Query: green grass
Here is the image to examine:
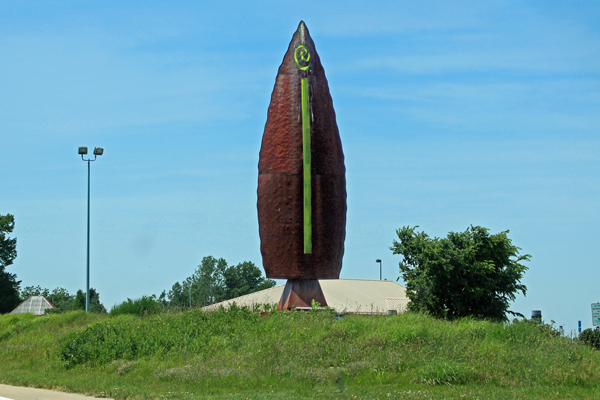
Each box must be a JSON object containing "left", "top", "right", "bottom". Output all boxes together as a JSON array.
[{"left": 1, "top": 307, "right": 599, "bottom": 399}]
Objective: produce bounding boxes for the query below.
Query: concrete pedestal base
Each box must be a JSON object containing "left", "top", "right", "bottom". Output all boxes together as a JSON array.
[{"left": 277, "top": 279, "right": 328, "bottom": 310}]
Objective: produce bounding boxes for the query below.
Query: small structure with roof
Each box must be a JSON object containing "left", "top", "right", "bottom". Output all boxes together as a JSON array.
[{"left": 10, "top": 296, "right": 56, "bottom": 315}]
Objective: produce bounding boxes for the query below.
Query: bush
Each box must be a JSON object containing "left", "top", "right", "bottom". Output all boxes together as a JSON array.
[
  {"left": 110, "top": 295, "right": 164, "bottom": 317},
  {"left": 60, "top": 304, "right": 259, "bottom": 368},
  {"left": 579, "top": 327, "right": 600, "bottom": 350},
  {"left": 391, "top": 225, "right": 529, "bottom": 321}
]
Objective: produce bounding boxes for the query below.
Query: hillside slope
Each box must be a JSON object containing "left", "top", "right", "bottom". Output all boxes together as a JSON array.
[{"left": 1, "top": 307, "right": 599, "bottom": 399}]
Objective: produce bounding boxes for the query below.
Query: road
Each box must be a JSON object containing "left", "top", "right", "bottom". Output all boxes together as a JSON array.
[{"left": 0, "top": 385, "right": 113, "bottom": 400}]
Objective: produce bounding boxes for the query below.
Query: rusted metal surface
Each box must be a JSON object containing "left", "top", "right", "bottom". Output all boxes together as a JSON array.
[
  {"left": 277, "top": 279, "right": 328, "bottom": 310},
  {"left": 258, "top": 21, "right": 346, "bottom": 280}
]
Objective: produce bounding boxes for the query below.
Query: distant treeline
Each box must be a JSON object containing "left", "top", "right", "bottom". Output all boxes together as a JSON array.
[
  {"left": 19, "top": 256, "right": 274, "bottom": 316},
  {"left": 19, "top": 286, "right": 106, "bottom": 313}
]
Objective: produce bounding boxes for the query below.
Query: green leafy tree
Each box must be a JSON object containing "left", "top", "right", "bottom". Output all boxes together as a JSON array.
[
  {"left": 158, "top": 290, "right": 168, "bottom": 306},
  {"left": 20, "top": 286, "right": 74, "bottom": 312},
  {"left": 391, "top": 225, "right": 529, "bottom": 321},
  {"left": 48, "top": 287, "right": 75, "bottom": 311},
  {"left": 73, "top": 288, "right": 106, "bottom": 313},
  {"left": 87, "top": 288, "right": 107, "bottom": 313},
  {"left": 167, "top": 281, "right": 187, "bottom": 307},
  {"left": 73, "top": 290, "right": 85, "bottom": 310},
  {"left": 170, "top": 256, "right": 228, "bottom": 307},
  {"left": 168, "top": 256, "right": 275, "bottom": 308},
  {"left": 172, "top": 256, "right": 228, "bottom": 307},
  {"left": 0, "top": 214, "right": 21, "bottom": 313},
  {"left": 21, "top": 285, "right": 50, "bottom": 300},
  {"left": 192, "top": 255, "right": 228, "bottom": 305},
  {"left": 222, "top": 261, "right": 276, "bottom": 300}
]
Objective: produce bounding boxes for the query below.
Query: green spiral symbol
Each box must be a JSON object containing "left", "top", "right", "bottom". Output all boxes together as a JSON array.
[{"left": 294, "top": 45, "right": 311, "bottom": 71}]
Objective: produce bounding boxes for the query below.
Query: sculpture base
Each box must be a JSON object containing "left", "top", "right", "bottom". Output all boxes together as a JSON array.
[{"left": 277, "top": 279, "right": 327, "bottom": 310}]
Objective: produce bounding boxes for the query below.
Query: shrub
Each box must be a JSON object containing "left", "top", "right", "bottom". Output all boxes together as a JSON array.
[
  {"left": 110, "top": 295, "right": 163, "bottom": 317},
  {"left": 60, "top": 304, "right": 259, "bottom": 368},
  {"left": 391, "top": 225, "right": 529, "bottom": 321},
  {"left": 579, "top": 327, "right": 600, "bottom": 350}
]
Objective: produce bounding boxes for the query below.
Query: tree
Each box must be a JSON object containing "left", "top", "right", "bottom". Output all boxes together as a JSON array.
[
  {"left": 166, "top": 256, "right": 228, "bottom": 308},
  {"left": 19, "top": 286, "right": 75, "bottom": 312},
  {"left": 22, "top": 286, "right": 76, "bottom": 312},
  {"left": 167, "top": 256, "right": 276, "bottom": 308},
  {"left": 21, "top": 285, "right": 50, "bottom": 299},
  {"left": 193, "top": 255, "right": 228, "bottom": 305},
  {"left": 73, "top": 288, "right": 106, "bottom": 313},
  {"left": 167, "top": 281, "right": 187, "bottom": 307},
  {"left": 157, "top": 290, "right": 168, "bottom": 306},
  {"left": 73, "top": 290, "right": 85, "bottom": 310},
  {"left": 47, "top": 287, "right": 75, "bottom": 311},
  {"left": 391, "top": 225, "right": 529, "bottom": 321},
  {"left": 0, "top": 214, "right": 21, "bottom": 313},
  {"left": 86, "top": 289, "right": 106, "bottom": 313},
  {"left": 222, "top": 261, "right": 276, "bottom": 300}
]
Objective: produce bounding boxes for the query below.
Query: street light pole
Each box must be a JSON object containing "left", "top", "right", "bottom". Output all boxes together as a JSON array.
[
  {"left": 86, "top": 159, "right": 91, "bottom": 312},
  {"left": 79, "top": 146, "right": 103, "bottom": 312},
  {"left": 376, "top": 259, "right": 382, "bottom": 281}
]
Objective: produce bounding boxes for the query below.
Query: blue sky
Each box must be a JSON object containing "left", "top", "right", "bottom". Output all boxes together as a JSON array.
[{"left": 1, "top": 1, "right": 599, "bottom": 333}]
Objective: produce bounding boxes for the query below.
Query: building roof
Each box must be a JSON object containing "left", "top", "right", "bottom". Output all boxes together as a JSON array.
[
  {"left": 202, "top": 279, "right": 409, "bottom": 314},
  {"left": 10, "top": 295, "right": 56, "bottom": 315}
]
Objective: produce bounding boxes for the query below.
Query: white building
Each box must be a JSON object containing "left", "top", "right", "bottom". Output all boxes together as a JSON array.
[{"left": 203, "top": 279, "right": 409, "bottom": 315}]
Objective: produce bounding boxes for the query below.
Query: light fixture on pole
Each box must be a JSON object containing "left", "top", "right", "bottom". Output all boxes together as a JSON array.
[
  {"left": 79, "top": 146, "right": 103, "bottom": 312},
  {"left": 376, "top": 259, "right": 382, "bottom": 281}
]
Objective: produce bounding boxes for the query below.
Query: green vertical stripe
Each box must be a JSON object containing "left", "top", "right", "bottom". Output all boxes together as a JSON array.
[{"left": 302, "top": 76, "right": 312, "bottom": 254}]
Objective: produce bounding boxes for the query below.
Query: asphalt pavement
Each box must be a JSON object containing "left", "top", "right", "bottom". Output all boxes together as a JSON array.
[{"left": 0, "top": 384, "right": 113, "bottom": 400}]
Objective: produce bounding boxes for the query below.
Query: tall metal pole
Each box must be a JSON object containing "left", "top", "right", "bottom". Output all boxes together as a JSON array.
[
  {"left": 86, "top": 160, "right": 91, "bottom": 312},
  {"left": 79, "top": 146, "right": 102, "bottom": 313}
]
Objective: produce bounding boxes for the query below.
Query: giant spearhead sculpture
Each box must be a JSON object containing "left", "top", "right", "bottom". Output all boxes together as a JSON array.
[{"left": 258, "top": 21, "right": 346, "bottom": 310}]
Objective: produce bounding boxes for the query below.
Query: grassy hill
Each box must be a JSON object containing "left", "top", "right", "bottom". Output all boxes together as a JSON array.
[{"left": 1, "top": 306, "right": 599, "bottom": 399}]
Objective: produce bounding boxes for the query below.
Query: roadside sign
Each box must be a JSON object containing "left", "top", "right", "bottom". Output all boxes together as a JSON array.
[{"left": 592, "top": 303, "right": 600, "bottom": 326}]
